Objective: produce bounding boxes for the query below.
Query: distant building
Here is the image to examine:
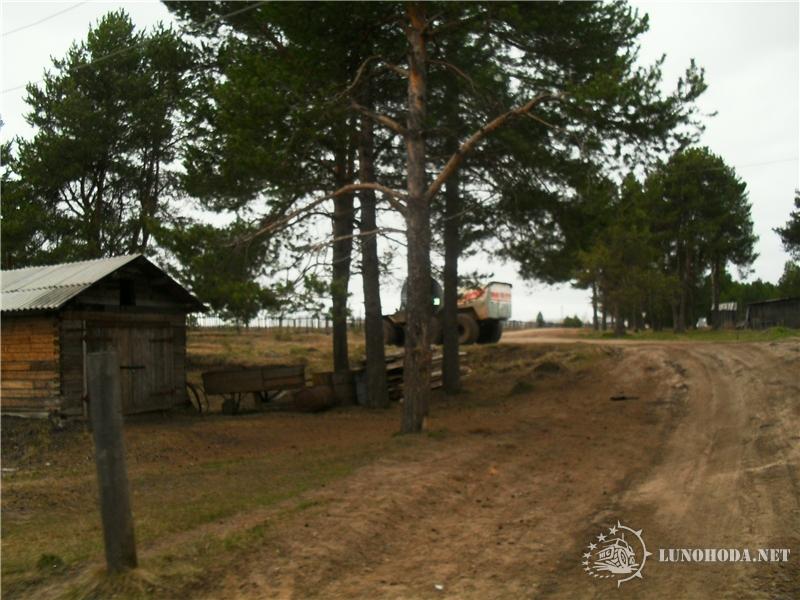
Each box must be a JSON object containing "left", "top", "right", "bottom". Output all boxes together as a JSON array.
[
  {"left": 746, "top": 297, "right": 800, "bottom": 329},
  {"left": 1, "top": 255, "right": 204, "bottom": 419},
  {"left": 711, "top": 301, "right": 739, "bottom": 329}
]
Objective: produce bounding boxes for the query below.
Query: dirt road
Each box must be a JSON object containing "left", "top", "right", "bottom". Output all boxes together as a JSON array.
[
  {"left": 197, "top": 337, "right": 800, "bottom": 599},
  {"left": 5, "top": 334, "right": 798, "bottom": 599}
]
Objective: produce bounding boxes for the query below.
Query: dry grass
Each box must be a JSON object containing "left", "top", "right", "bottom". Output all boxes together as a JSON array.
[
  {"left": 186, "top": 327, "right": 366, "bottom": 372},
  {"left": 1, "top": 331, "right": 602, "bottom": 599}
]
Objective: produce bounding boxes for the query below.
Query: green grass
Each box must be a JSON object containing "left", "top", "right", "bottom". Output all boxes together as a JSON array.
[
  {"left": 584, "top": 326, "right": 800, "bottom": 342},
  {"left": 1, "top": 445, "right": 379, "bottom": 597}
]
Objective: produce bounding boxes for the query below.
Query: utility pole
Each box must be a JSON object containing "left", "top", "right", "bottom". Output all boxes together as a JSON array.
[{"left": 87, "top": 350, "right": 138, "bottom": 573}]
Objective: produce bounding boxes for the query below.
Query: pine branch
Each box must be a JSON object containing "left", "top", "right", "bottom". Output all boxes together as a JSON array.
[
  {"left": 252, "top": 182, "right": 407, "bottom": 240},
  {"left": 350, "top": 100, "right": 408, "bottom": 136},
  {"left": 425, "top": 92, "right": 560, "bottom": 202}
]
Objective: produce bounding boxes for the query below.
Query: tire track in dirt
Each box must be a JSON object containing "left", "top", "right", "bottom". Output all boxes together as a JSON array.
[
  {"left": 192, "top": 344, "right": 687, "bottom": 600},
  {"left": 541, "top": 342, "right": 800, "bottom": 599}
]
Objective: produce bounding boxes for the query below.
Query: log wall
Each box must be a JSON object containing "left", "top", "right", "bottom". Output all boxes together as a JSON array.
[
  {"left": 1, "top": 315, "right": 61, "bottom": 417},
  {"left": 2, "top": 257, "right": 197, "bottom": 418}
]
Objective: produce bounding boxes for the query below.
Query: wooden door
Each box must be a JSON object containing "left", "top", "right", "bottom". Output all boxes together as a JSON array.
[
  {"left": 129, "top": 325, "right": 174, "bottom": 411},
  {"left": 86, "top": 322, "right": 175, "bottom": 413}
]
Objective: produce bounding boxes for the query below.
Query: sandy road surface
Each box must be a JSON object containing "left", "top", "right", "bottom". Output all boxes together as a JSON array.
[{"left": 193, "top": 337, "right": 799, "bottom": 599}]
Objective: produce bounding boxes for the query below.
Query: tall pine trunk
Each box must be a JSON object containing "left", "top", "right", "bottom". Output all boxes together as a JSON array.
[
  {"left": 358, "top": 110, "right": 389, "bottom": 407},
  {"left": 401, "top": 2, "right": 431, "bottom": 433},
  {"left": 331, "top": 153, "right": 354, "bottom": 375},
  {"left": 591, "top": 280, "right": 599, "bottom": 331},
  {"left": 442, "top": 169, "right": 461, "bottom": 394}
]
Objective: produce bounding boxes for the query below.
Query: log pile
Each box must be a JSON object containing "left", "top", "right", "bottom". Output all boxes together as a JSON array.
[{"left": 354, "top": 351, "right": 467, "bottom": 404}]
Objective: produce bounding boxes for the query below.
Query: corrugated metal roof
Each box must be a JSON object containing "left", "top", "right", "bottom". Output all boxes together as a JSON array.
[
  {"left": 715, "top": 301, "right": 737, "bottom": 311},
  {"left": 1, "top": 285, "right": 91, "bottom": 312},
  {"left": 0, "top": 254, "right": 182, "bottom": 313}
]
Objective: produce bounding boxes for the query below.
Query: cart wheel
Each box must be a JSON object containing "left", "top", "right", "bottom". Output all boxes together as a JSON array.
[{"left": 186, "top": 382, "right": 207, "bottom": 414}]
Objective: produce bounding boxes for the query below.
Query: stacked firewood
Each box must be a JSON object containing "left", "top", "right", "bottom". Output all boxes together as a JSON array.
[{"left": 354, "top": 351, "right": 467, "bottom": 403}]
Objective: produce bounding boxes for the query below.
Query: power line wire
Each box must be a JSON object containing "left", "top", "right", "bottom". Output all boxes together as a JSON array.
[
  {"left": 733, "top": 157, "right": 798, "bottom": 170},
  {"left": 1, "top": 1, "right": 267, "bottom": 94},
  {"left": 2, "top": 1, "right": 88, "bottom": 37},
  {"left": 664, "top": 157, "right": 798, "bottom": 176}
]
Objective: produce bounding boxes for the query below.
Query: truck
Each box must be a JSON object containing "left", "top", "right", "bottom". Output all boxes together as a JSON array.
[{"left": 383, "top": 280, "right": 512, "bottom": 346}]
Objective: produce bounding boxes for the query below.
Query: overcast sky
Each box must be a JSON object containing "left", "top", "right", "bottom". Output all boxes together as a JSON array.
[{"left": 2, "top": 1, "right": 798, "bottom": 321}]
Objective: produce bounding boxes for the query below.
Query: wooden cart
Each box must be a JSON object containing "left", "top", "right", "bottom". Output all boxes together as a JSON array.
[{"left": 197, "top": 364, "right": 307, "bottom": 414}]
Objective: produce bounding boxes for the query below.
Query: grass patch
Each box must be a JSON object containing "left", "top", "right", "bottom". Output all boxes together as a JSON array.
[
  {"left": 1, "top": 445, "right": 377, "bottom": 596},
  {"left": 36, "top": 553, "right": 66, "bottom": 573}
]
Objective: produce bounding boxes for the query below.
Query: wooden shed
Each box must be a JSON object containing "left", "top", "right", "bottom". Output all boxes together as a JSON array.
[
  {"left": 1, "top": 255, "right": 204, "bottom": 418},
  {"left": 746, "top": 297, "right": 800, "bottom": 329}
]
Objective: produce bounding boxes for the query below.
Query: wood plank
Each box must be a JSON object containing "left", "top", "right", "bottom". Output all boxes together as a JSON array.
[
  {"left": 202, "top": 365, "right": 305, "bottom": 395},
  {"left": 0, "top": 388, "right": 60, "bottom": 399},
  {"left": 0, "top": 370, "right": 59, "bottom": 381},
  {"left": 2, "top": 318, "right": 58, "bottom": 331},
  {"left": 1, "top": 360, "right": 59, "bottom": 371},
  {"left": 0, "top": 380, "right": 57, "bottom": 390},
  {"left": 203, "top": 369, "right": 262, "bottom": 394},
  {"left": 1, "top": 398, "right": 60, "bottom": 407},
  {"left": 2, "top": 344, "right": 58, "bottom": 354},
  {"left": 61, "top": 311, "right": 183, "bottom": 326},
  {"left": 32, "top": 380, "right": 59, "bottom": 390},
  {"left": 1, "top": 337, "right": 59, "bottom": 347},
  {"left": 2, "top": 380, "right": 34, "bottom": 390},
  {"left": 1, "top": 351, "right": 59, "bottom": 361},
  {"left": 1, "top": 330, "right": 57, "bottom": 340},
  {"left": 2, "top": 334, "right": 55, "bottom": 343}
]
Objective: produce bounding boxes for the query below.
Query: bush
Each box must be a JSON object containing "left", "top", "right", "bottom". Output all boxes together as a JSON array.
[{"left": 563, "top": 315, "right": 583, "bottom": 328}]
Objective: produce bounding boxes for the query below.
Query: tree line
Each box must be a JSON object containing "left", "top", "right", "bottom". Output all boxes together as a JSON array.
[{"left": 3, "top": 2, "right": 797, "bottom": 433}]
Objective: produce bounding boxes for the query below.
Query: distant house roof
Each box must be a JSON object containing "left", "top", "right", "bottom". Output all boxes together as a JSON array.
[
  {"left": 714, "top": 302, "right": 737, "bottom": 311},
  {"left": 746, "top": 297, "right": 800, "bottom": 307},
  {"left": 1, "top": 254, "right": 205, "bottom": 313}
]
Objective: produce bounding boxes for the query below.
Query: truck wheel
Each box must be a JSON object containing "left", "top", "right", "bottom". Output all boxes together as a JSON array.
[
  {"left": 480, "top": 319, "right": 503, "bottom": 344},
  {"left": 457, "top": 313, "right": 480, "bottom": 345},
  {"left": 477, "top": 320, "right": 491, "bottom": 344}
]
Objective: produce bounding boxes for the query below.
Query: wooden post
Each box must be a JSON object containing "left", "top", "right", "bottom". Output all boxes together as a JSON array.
[{"left": 87, "top": 350, "right": 138, "bottom": 573}]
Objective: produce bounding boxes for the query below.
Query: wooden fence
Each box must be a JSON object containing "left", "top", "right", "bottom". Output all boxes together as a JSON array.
[{"left": 190, "top": 315, "right": 538, "bottom": 332}]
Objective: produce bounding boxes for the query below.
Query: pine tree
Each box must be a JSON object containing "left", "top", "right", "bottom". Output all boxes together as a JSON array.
[
  {"left": 645, "top": 148, "right": 757, "bottom": 330},
  {"left": 7, "top": 11, "right": 192, "bottom": 262},
  {"left": 775, "top": 191, "right": 800, "bottom": 259}
]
